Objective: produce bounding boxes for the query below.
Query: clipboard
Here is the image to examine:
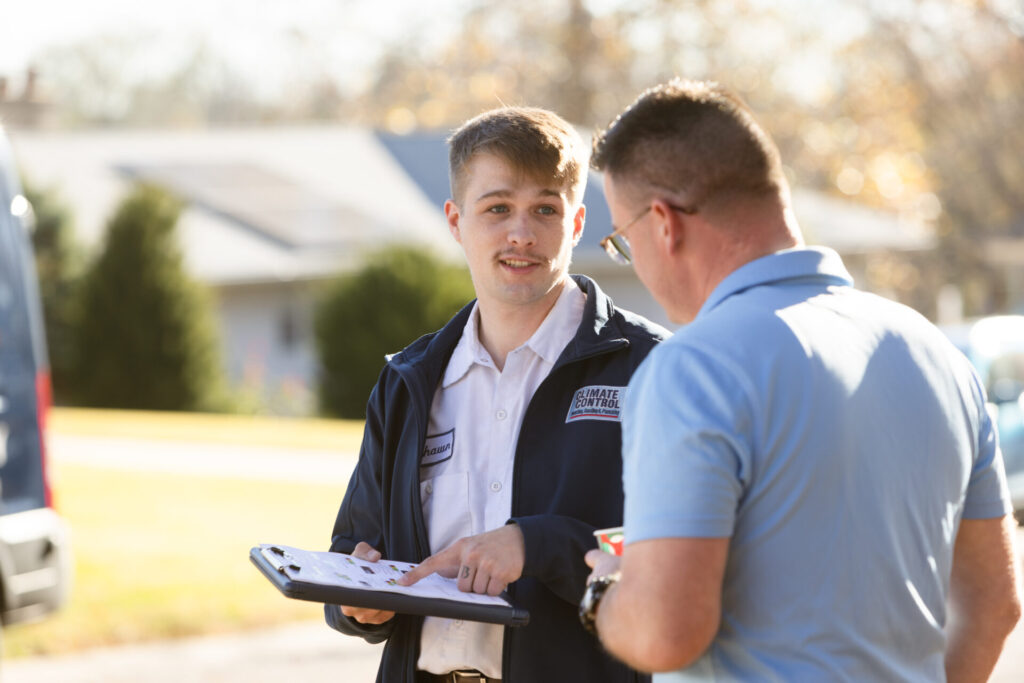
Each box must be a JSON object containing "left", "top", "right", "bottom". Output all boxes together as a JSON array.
[{"left": 250, "top": 543, "right": 529, "bottom": 627}]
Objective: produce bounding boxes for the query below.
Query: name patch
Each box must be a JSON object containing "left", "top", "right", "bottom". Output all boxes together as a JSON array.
[
  {"left": 421, "top": 429, "right": 455, "bottom": 467},
  {"left": 566, "top": 385, "right": 624, "bottom": 423}
]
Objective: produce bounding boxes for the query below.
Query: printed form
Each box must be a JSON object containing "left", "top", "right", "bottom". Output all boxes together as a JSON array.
[{"left": 258, "top": 544, "right": 509, "bottom": 606}]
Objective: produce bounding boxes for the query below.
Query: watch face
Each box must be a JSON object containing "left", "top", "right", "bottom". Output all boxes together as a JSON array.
[
  {"left": 579, "top": 575, "right": 616, "bottom": 635},
  {"left": 582, "top": 581, "right": 599, "bottom": 610}
]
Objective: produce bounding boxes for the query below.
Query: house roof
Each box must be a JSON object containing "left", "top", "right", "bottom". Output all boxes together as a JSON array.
[
  {"left": 9, "top": 125, "right": 934, "bottom": 287},
  {"left": 10, "top": 126, "right": 458, "bottom": 286}
]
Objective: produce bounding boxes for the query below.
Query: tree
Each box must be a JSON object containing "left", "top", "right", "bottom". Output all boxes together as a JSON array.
[
  {"left": 816, "top": 1, "right": 1024, "bottom": 316},
  {"left": 71, "top": 183, "right": 228, "bottom": 411},
  {"left": 35, "top": 36, "right": 281, "bottom": 127},
  {"left": 315, "top": 246, "right": 475, "bottom": 418},
  {"left": 23, "top": 180, "right": 82, "bottom": 404},
  {"left": 351, "top": 0, "right": 640, "bottom": 131}
]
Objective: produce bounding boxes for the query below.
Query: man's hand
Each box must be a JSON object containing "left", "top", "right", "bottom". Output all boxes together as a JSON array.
[
  {"left": 585, "top": 548, "right": 622, "bottom": 584},
  {"left": 399, "top": 524, "right": 525, "bottom": 596},
  {"left": 338, "top": 542, "right": 396, "bottom": 625}
]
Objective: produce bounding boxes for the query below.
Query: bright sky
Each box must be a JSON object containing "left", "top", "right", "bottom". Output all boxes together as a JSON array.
[
  {"left": 10, "top": 0, "right": 1011, "bottom": 109},
  {"left": 2, "top": 0, "right": 860, "bottom": 109},
  {"left": 1, "top": 0, "right": 462, "bottom": 96}
]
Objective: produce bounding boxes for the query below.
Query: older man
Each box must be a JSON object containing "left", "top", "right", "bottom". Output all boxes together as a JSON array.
[{"left": 581, "top": 79, "right": 1021, "bottom": 682}]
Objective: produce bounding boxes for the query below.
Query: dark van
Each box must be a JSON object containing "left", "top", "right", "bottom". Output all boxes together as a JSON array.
[{"left": 0, "top": 124, "right": 71, "bottom": 644}]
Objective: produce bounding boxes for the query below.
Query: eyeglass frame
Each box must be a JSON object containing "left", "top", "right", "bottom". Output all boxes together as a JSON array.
[{"left": 599, "top": 200, "right": 696, "bottom": 265}]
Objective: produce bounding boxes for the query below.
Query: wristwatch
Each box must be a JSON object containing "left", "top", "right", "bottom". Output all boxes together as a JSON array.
[{"left": 579, "top": 572, "right": 620, "bottom": 636}]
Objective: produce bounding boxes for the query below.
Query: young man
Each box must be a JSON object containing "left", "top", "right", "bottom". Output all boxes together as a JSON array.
[
  {"left": 325, "top": 107, "right": 666, "bottom": 683},
  {"left": 580, "top": 79, "right": 1022, "bottom": 681}
]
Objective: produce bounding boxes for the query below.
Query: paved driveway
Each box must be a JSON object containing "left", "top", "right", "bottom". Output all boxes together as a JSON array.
[{"left": 3, "top": 621, "right": 384, "bottom": 683}]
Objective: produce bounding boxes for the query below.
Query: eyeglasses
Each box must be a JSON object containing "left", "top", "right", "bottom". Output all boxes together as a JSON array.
[{"left": 600, "top": 202, "right": 695, "bottom": 265}]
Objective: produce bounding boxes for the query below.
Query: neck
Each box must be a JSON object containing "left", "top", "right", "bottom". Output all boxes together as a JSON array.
[
  {"left": 679, "top": 206, "right": 802, "bottom": 322},
  {"left": 476, "top": 277, "right": 571, "bottom": 371}
]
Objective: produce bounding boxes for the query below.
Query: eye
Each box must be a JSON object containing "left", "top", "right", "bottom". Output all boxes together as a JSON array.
[
  {"left": 486, "top": 204, "right": 510, "bottom": 214},
  {"left": 536, "top": 205, "right": 558, "bottom": 216}
]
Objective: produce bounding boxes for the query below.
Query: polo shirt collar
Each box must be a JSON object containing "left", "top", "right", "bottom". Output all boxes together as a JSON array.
[
  {"left": 697, "top": 246, "right": 853, "bottom": 320},
  {"left": 442, "top": 303, "right": 487, "bottom": 388},
  {"left": 442, "top": 282, "right": 585, "bottom": 388}
]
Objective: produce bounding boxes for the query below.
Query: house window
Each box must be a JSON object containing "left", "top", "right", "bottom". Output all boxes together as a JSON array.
[{"left": 279, "top": 308, "right": 298, "bottom": 349}]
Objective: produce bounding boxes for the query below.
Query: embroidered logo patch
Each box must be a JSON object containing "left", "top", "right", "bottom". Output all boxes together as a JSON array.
[
  {"left": 565, "top": 385, "right": 624, "bottom": 423},
  {"left": 421, "top": 429, "right": 455, "bottom": 467}
]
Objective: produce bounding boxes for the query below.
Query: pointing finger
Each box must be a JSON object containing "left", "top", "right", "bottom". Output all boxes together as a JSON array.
[
  {"left": 399, "top": 547, "right": 458, "bottom": 586},
  {"left": 398, "top": 556, "right": 436, "bottom": 586}
]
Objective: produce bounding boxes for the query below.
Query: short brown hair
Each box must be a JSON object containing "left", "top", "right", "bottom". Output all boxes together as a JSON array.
[
  {"left": 448, "top": 107, "right": 588, "bottom": 205},
  {"left": 591, "top": 79, "right": 786, "bottom": 214}
]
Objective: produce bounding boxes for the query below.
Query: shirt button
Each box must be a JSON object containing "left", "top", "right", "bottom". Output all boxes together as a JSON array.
[
  {"left": 490, "top": 481, "right": 502, "bottom": 492},
  {"left": 425, "top": 482, "right": 433, "bottom": 495},
  {"left": 496, "top": 409, "right": 507, "bottom": 420}
]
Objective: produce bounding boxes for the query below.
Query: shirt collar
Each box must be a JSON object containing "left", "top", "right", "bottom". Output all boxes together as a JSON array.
[
  {"left": 443, "top": 303, "right": 488, "bottom": 388},
  {"left": 442, "top": 281, "right": 586, "bottom": 388},
  {"left": 697, "top": 246, "right": 854, "bottom": 320}
]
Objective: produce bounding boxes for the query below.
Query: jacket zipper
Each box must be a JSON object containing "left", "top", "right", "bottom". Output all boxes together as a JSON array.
[
  {"left": 397, "top": 368, "right": 433, "bottom": 562},
  {"left": 502, "top": 337, "right": 629, "bottom": 681}
]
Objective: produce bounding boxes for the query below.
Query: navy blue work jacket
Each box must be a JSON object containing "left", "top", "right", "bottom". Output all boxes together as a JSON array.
[{"left": 325, "top": 275, "right": 667, "bottom": 683}]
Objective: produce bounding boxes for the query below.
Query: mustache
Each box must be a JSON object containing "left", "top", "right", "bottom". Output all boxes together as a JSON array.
[{"left": 495, "top": 250, "right": 546, "bottom": 263}]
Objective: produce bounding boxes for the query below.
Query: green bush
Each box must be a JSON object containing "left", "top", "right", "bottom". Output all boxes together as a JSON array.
[
  {"left": 23, "top": 180, "right": 82, "bottom": 404},
  {"left": 315, "top": 246, "right": 474, "bottom": 418},
  {"left": 70, "top": 183, "right": 228, "bottom": 411}
]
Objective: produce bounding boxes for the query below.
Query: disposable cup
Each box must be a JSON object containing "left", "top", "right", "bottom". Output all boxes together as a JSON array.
[{"left": 593, "top": 526, "right": 625, "bottom": 556}]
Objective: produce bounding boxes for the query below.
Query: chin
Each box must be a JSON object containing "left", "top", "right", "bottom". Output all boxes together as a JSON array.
[
  {"left": 501, "top": 287, "right": 550, "bottom": 306},
  {"left": 660, "top": 299, "right": 694, "bottom": 326},
  {"left": 502, "top": 279, "right": 563, "bottom": 306}
]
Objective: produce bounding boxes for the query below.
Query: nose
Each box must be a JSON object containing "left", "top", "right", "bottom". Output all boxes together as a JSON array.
[{"left": 506, "top": 213, "right": 537, "bottom": 246}]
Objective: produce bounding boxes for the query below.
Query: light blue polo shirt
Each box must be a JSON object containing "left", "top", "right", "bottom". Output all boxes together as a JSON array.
[{"left": 622, "top": 247, "right": 1011, "bottom": 682}]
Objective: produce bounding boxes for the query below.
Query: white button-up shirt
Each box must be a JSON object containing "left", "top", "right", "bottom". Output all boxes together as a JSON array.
[{"left": 417, "top": 282, "right": 586, "bottom": 678}]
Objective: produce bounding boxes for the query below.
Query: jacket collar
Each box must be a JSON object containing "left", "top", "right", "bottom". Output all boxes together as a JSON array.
[
  {"left": 389, "top": 274, "right": 630, "bottom": 387},
  {"left": 556, "top": 274, "right": 630, "bottom": 366}
]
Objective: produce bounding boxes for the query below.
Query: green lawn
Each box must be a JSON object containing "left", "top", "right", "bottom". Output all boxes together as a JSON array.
[
  {"left": 5, "top": 445, "right": 354, "bottom": 657},
  {"left": 48, "top": 407, "right": 366, "bottom": 452}
]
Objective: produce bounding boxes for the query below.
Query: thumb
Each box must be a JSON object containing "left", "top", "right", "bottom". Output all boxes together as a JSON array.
[
  {"left": 584, "top": 549, "right": 604, "bottom": 568},
  {"left": 352, "top": 541, "right": 382, "bottom": 562}
]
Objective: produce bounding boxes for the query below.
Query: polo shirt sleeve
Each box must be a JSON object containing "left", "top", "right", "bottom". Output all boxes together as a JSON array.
[
  {"left": 622, "top": 341, "right": 755, "bottom": 542},
  {"left": 962, "top": 371, "right": 1013, "bottom": 520}
]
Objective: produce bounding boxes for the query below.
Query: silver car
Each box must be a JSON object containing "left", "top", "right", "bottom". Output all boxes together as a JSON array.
[{"left": 942, "top": 315, "right": 1024, "bottom": 524}]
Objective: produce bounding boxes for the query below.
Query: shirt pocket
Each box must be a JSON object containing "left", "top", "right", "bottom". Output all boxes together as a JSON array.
[{"left": 420, "top": 471, "right": 473, "bottom": 554}]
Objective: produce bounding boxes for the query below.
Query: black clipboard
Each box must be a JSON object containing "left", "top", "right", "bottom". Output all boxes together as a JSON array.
[{"left": 250, "top": 544, "right": 529, "bottom": 627}]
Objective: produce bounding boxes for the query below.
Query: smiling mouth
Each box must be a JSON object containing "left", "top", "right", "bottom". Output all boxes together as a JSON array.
[{"left": 500, "top": 258, "right": 536, "bottom": 268}]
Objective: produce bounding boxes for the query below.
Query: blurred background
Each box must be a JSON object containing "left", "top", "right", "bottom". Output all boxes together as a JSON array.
[
  {"left": 1, "top": 0, "right": 1023, "bottom": 679},
  {"left": 3, "top": 0, "right": 1023, "bottom": 418}
]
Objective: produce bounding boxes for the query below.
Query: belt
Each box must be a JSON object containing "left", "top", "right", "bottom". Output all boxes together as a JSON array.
[{"left": 421, "top": 671, "right": 501, "bottom": 683}]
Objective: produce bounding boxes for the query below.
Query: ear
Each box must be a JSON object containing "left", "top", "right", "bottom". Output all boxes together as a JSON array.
[
  {"left": 651, "top": 198, "right": 685, "bottom": 255},
  {"left": 571, "top": 204, "right": 586, "bottom": 246},
  {"left": 444, "top": 200, "right": 462, "bottom": 243}
]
